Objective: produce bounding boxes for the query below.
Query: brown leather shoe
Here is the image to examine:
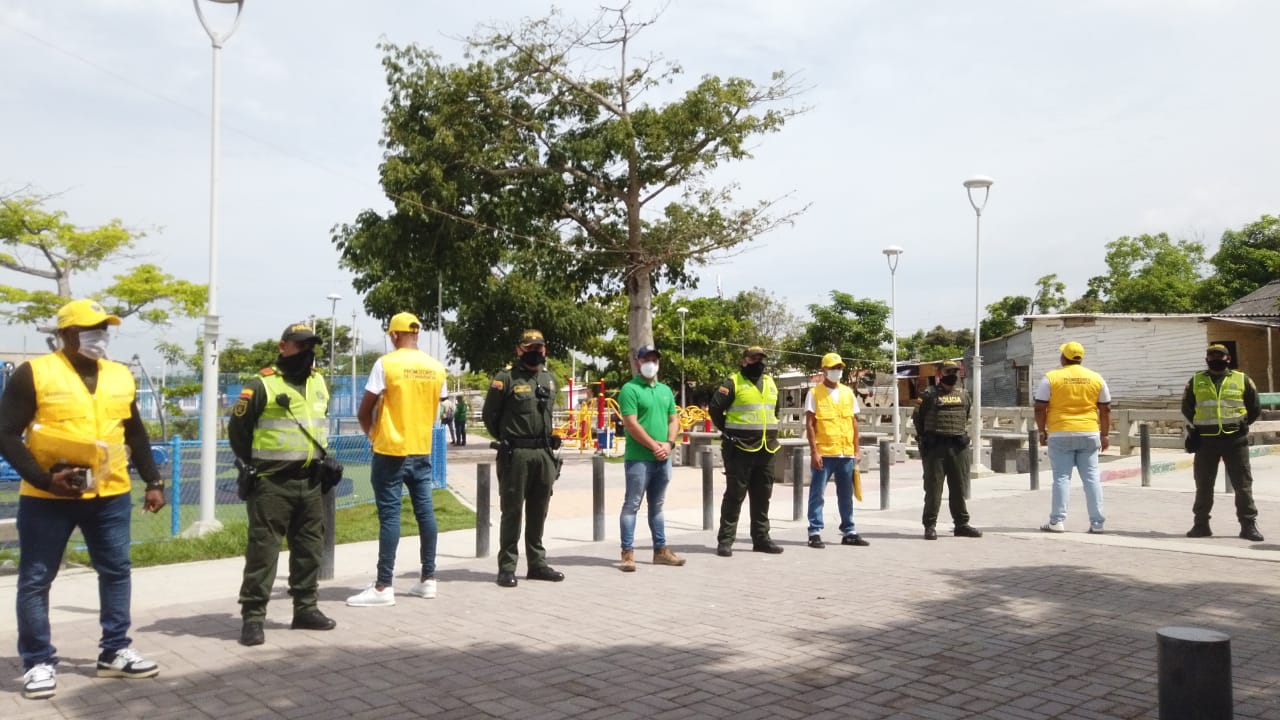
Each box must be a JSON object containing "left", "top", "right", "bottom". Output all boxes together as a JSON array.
[
  {"left": 653, "top": 547, "right": 686, "bottom": 566},
  {"left": 620, "top": 549, "right": 637, "bottom": 572}
]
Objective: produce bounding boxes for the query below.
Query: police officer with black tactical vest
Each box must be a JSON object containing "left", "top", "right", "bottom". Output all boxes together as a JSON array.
[
  {"left": 228, "top": 322, "right": 337, "bottom": 646},
  {"left": 710, "top": 345, "right": 784, "bottom": 557},
  {"left": 912, "top": 360, "right": 983, "bottom": 540},
  {"left": 1183, "top": 343, "right": 1264, "bottom": 542},
  {"left": 482, "top": 329, "right": 565, "bottom": 588}
]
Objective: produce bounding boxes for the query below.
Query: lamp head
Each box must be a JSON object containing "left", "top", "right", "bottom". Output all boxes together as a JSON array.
[
  {"left": 676, "top": 307, "right": 688, "bottom": 315},
  {"left": 963, "top": 175, "right": 994, "bottom": 189},
  {"left": 326, "top": 293, "right": 342, "bottom": 302},
  {"left": 881, "top": 245, "right": 904, "bottom": 257}
]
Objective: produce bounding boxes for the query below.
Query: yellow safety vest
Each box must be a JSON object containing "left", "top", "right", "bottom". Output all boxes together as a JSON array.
[
  {"left": 22, "top": 352, "right": 134, "bottom": 499},
  {"left": 371, "top": 348, "right": 447, "bottom": 456},
  {"left": 1044, "top": 364, "right": 1106, "bottom": 433},
  {"left": 811, "top": 383, "right": 856, "bottom": 457},
  {"left": 251, "top": 371, "right": 329, "bottom": 464},
  {"left": 724, "top": 372, "right": 780, "bottom": 453},
  {"left": 1192, "top": 371, "right": 1247, "bottom": 436}
]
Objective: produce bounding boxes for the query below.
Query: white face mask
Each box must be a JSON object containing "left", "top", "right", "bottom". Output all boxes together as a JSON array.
[
  {"left": 77, "top": 328, "right": 110, "bottom": 360},
  {"left": 825, "top": 368, "right": 843, "bottom": 383},
  {"left": 639, "top": 361, "right": 659, "bottom": 379}
]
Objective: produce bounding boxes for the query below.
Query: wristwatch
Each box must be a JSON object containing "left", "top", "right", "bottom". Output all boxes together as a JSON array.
[{"left": 145, "top": 480, "right": 165, "bottom": 492}]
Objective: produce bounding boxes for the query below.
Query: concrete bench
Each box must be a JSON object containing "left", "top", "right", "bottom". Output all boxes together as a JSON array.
[{"left": 988, "top": 432, "right": 1031, "bottom": 474}]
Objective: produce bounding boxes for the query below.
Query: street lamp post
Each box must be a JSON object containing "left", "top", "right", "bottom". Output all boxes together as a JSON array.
[
  {"left": 320, "top": 293, "right": 341, "bottom": 581},
  {"left": 964, "top": 175, "right": 995, "bottom": 479},
  {"left": 677, "top": 306, "right": 688, "bottom": 408},
  {"left": 191, "top": 0, "right": 245, "bottom": 535},
  {"left": 882, "top": 245, "right": 904, "bottom": 451},
  {"left": 326, "top": 293, "right": 342, "bottom": 376},
  {"left": 351, "top": 307, "right": 358, "bottom": 416}
]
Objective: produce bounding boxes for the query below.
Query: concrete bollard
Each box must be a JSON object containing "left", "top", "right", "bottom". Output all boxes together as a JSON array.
[
  {"left": 1140, "top": 423, "right": 1152, "bottom": 488},
  {"left": 1157, "top": 626, "right": 1232, "bottom": 720},
  {"left": 476, "top": 463, "right": 491, "bottom": 558},
  {"left": 879, "top": 439, "right": 891, "bottom": 510},
  {"left": 1028, "top": 429, "right": 1039, "bottom": 490},
  {"left": 701, "top": 447, "right": 714, "bottom": 531},
  {"left": 592, "top": 454, "right": 605, "bottom": 542},
  {"left": 320, "top": 490, "right": 337, "bottom": 581},
  {"left": 792, "top": 449, "right": 805, "bottom": 522}
]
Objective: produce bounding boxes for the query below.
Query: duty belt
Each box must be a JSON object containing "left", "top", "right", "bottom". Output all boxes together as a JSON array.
[{"left": 505, "top": 437, "right": 551, "bottom": 449}]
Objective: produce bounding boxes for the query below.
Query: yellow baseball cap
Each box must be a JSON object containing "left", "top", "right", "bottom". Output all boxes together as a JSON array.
[
  {"left": 821, "top": 352, "right": 844, "bottom": 368},
  {"left": 1060, "top": 341, "right": 1085, "bottom": 361},
  {"left": 387, "top": 312, "right": 422, "bottom": 334},
  {"left": 56, "top": 299, "right": 121, "bottom": 329}
]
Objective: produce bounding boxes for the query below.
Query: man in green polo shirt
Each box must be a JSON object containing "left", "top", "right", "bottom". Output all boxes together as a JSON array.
[{"left": 617, "top": 345, "right": 686, "bottom": 572}]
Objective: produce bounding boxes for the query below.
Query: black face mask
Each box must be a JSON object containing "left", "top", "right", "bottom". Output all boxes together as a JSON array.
[
  {"left": 520, "top": 350, "right": 544, "bottom": 367},
  {"left": 940, "top": 374, "right": 959, "bottom": 387},
  {"left": 741, "top": 361, "right": 765, "bottom": 381},
  {"left": 277, "top": 351, "right": 314, "bottom": 380},
  {"left": 1207, "top": 359, "right": 1229, "bottom": 372}
]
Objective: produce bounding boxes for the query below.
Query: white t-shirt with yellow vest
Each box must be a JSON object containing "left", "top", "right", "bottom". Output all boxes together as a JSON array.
[{"left": 364, "top": 348, "right": 449, "bottom": 456}]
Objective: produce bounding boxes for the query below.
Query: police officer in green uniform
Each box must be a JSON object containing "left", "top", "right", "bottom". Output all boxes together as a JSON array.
[
  {"left": 1183, "top": 343, "right": 1263, "bottom": 541},
  {"left": 912, "top": 360, "right": 983, "bottom": 540},
  {"left": 228, "top": 323, "right": 337, "bottom": 646},
  {"left": 482, "top": 329, "right": 564, "bottom": 588},
  {"left": 709, "top": 345, "right": 784, "bottom": 557}
]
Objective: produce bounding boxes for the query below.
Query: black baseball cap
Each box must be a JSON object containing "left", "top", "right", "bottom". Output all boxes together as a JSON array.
[
  {"left": 281, "top": 323, "right": 319, "bottom": 345},
  {"left": 635, "top": 345, "right": 661, "bottom": 360}
]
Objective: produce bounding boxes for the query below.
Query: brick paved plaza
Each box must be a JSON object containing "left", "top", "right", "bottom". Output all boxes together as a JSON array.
[{"left": 2, "top": 449, "right": 1278, "bottom": 719}]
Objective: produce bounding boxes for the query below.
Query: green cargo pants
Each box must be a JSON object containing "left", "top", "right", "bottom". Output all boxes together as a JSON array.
[
  {"left": 921, "top": 435, "right": 971, "bottom": 529},
  {"left": 239, "top": 473, "right": 324, "bottom": 621},
  {"left": 497, "top": 447, "right": 557, "bottom": 574}
]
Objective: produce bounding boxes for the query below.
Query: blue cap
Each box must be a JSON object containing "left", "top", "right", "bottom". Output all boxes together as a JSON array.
[{"left": 635, "top": 345, "right": 661, "bottom": 360}]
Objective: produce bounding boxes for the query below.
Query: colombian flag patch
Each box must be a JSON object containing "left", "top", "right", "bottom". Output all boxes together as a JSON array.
[{"left": 490, "top": 380, "right": 504, "bottom": 390}]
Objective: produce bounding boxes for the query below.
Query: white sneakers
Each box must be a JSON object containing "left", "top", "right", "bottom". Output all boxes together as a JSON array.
[
  {"left": 346, "top": 584, "right": 396, "bottom": 607},
  {"left": 347, "top": 579, "right": 439, "bottom": 606},
  {"left": 408, "top": 578, "right": 438, "bottom": 599},
  {"left": 1040, "top": 521, "right": 1066, "bottom": 533},
  {"left": 22, "top": 663, "right": 56, "bottom": 699}
]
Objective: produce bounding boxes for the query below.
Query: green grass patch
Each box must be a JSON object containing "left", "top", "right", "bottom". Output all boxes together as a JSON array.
[{"left": 59, "top": 490, "right": 475, "bottom": 569}]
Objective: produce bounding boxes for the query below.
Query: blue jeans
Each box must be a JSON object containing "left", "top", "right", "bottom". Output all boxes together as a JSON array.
[
  {"left": 371, "top": 453, "right": 437, "bottom": 586},
  {"left": 1047, "top": 434, "right": 1105, "bottom": 528},
  {"left": 619, "top": 459, "right": 671, "bottom": 551},
  {"left": 16, "top": 493, "right": 134, "bottom": 670},
  {"left": 807, "top": 457, "right": 857, "bottom": 536}
]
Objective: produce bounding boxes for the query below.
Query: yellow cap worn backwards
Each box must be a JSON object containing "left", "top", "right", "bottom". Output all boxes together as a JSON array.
[
  {"left": 56, "top": 299, "right": 121, "bottom": 330},
  {"left": 388, "top": 312, "right": 422, "bottom": 334},
  {"left": 821, "top": 352, "right": 844, "bottom": 368},
  {"left": 1060, "top": 341, "right": 1085, "bottom": 361}
]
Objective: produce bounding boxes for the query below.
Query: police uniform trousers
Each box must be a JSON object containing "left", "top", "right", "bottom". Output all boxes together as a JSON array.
[
  {"left": 1193, "top": 432, "right": 1258, "bottom": 523},
  {"left": 716, "top": 443, "right": 776, "bottom": 544},
  {"left": 921, "top": 435, "right": 971, "bottom": 529},
  {"left": 239, "top": 472, "right": 324, "bottom": 621},
  {"left": 497, "top": 447, "right": 557, "bottom": 573}
]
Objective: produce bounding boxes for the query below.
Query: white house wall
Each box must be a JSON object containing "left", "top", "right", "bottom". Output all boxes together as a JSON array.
[{"left": 1029, "top": 317, "right": 1207, "bottom": 406}]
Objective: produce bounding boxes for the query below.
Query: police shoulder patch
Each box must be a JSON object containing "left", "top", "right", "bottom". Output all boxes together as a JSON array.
[
  {"left": 233, "top": 398, "right": 249, "bottom": 417},
  {"left": 490, "top": 379, "right": 504, "bottom": 390},
  {"left": 238, "top": 388, "right": 254, "bottom": 399}
]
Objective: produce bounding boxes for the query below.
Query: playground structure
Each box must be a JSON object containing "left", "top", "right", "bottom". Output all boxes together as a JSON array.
[{"left": 556, "top": 379, "right": 712, "bottom": 453}]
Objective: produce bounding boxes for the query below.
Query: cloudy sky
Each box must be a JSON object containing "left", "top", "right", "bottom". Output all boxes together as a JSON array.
[{"left": 1, "top": 0, "right": 1277, "bottom": 371}]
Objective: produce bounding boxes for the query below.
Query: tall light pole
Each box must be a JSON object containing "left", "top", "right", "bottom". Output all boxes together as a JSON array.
[
  {"left": 351, "top": 307, "right": 359, "bottom": 417},
  {"left": 964, "top": 174, "right": 994, "bottom": 477},
  {"left": 326, "top": 293, "right": 342, "bottom": 376},
  {"left": 882, "top": 245, "right": 904, "bottom": 449},
  {"left": 677, "top": 306, "right": 688, "bottom": 408},
  {"left": 191, "top": 0, "right": 244, "bottom": 535}
]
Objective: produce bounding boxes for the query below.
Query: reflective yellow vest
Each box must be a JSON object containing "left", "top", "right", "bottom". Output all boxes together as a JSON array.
[
  {"left": 1192, "top": 371, "right": 1247, "bottom": 436},
  {"left": 22, "top": 352, "right": 134, "bottom": 499},
  {"left": 811, "top": 383, "right": 856, "bottom": 457},
  {"left": 1044, "top": 364, "right": 1106, "bottom": 433},
  {"left": 724, "top": 372, "right": 780, "bottom": 453},
  {"left": 251, "top": 371, "right": 329, "bottom": 465},
  {"left": 371, "top": 348, "right": 446, "bottom": 456}
]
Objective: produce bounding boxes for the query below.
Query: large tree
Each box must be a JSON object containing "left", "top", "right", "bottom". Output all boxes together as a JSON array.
[
  {"left": 1086, "top": 232, "right": 1208, "bottom": 313},
  {"left": 899, "top": 325, "right": 971, "bottom": 363},
  {"left": 787, "top": 291, "right": 891, "bottom": 372},
  {"left": 1201, "top": 214, "right": 1280, "bottom": 311},
  {"left": 981, "top": 294, "right": 1032, "bottom": 339},
  {"left": 0, "top": 192, "right": 206, "bottom": 327},
  {"left": 333, "top": 6, "right": 805, "bottom": 369}
]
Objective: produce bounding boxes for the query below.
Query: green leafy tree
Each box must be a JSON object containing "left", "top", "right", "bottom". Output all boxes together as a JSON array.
[
  {"left": 1031, "top": 274, "right": 1067, "bottom": 315},
  {"left": 1087, "top": 233, "right": 1208, "bottom": 313},
  {"left": 788, "top": 291, "right": 890, "bottom": 372},
  {"left": 1201, "top": 214, "right": 1280, "bottom": 311},
  {"left": 899, "top": 325, "right": 971, "bottom": 363},
  {"left": 981, "top": 295, "right": 1032, "bottom": 339},
  {"left": 333, "top": 6, "right": 805, "bottom": 371},
  {"left": 0, "top": 192, "right": 206, "bottom": 327}
]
